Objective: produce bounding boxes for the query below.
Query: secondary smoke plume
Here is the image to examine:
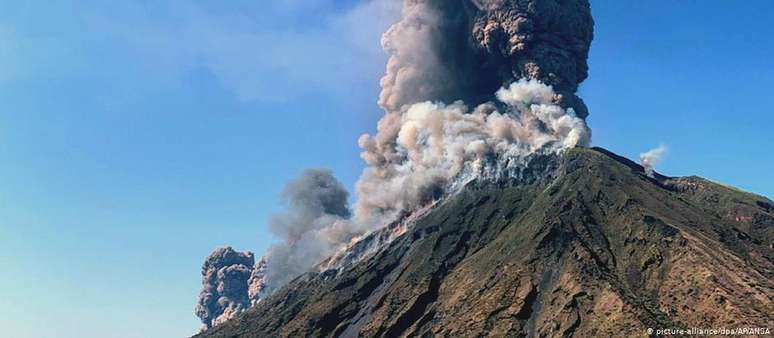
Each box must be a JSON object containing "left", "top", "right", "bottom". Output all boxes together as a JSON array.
[
  {"left": 262, "top": 169, "right": 361, "bottom": 293},
  {"left": 196, "top": 0, "right": 595, "bottom": 327},
  {"left": 640, "top": 145, "right": 668, "bottom": 177},
  {"left": 195, "top": 247, "right": 255, "bottom": 330},
  {"left": 195, "top": 170, "right": 359, "bottom": 327}
]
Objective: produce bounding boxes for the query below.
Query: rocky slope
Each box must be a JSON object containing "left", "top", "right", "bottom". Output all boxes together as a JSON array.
[{"left": 195, "top": 147, "right": 773, "bottom": 337}]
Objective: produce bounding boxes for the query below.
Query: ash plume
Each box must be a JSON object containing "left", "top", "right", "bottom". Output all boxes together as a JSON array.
[
  {"left": 640, "top": 145, "right": 668, "bottom": 177},
  {"left": 378, "top": 0, "right": 593, "bottom": 117},
  {"left": 356, "top": 0, "right": 594, "bottom": 225},
  {"left": 195, "top": 247, "right": 255, "bottom": 330},
  {"left": 196, "top": 0, "right": 595, "bottom": 323}
]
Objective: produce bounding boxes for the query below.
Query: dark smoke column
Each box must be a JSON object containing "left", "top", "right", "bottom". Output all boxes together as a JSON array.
[
  {"left": 357, "top": 0, "right": 594, "bottom": 224},
  {"left": 469, "top": 0, "right": 594, "bottom": 117},
  {"left": 378, "top": 0, "right": 593, "bottom": 116},
  {"left": 195, "top": 247, "right": 255, "bottom": 330}
]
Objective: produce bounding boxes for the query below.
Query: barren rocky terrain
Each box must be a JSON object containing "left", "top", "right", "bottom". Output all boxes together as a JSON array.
[{"left": 196, "top": 148, "right": 773, "bottom": 337}]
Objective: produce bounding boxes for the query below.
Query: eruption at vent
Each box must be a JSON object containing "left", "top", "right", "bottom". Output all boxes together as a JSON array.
[
  {"left": 196, "top": 0, "right": 594, "bottom": 329},
  {"left": 356, "top": 79, "right": 589, "bottom": 225},
  {"left": 356, "top": 0, "right": 593, "bottom": 225}
]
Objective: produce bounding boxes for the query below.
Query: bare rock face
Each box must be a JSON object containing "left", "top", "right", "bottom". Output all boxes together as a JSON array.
[{"left": 195, "top": 247, "right": 255, "bottom": 330}]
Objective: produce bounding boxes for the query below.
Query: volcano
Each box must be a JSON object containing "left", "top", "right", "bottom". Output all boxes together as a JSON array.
[{"left": 195, "top": 148, "right": 773, "bottom": 337}]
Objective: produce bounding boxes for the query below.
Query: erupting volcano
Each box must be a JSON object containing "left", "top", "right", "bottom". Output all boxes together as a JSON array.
[{"left": 193, "top": 0, "right": 774, "bottom": 336}]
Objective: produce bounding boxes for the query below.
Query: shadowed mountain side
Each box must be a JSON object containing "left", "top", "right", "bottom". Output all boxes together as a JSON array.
[{"left": 196, "top": 148, "right": 773, "bottom": 338}]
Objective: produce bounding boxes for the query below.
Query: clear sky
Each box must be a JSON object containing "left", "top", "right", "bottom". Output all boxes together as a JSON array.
[{"left": 1, "top": 1, "right": 771, "bottom": 337}]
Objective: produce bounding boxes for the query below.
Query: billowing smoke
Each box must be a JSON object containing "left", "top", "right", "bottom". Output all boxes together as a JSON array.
[
  {"left": 247, "top": 257, "right": 266, "bottom": 306},
  {"left": 377, "top": 0, "right": 593, "bottom": 117},
  {"left": 640, "top": 145, "right": 668, "bottom": 177},
  {"left": 356, "top": 0, "right": 593, "bottom": 225},
  {"left": 195, "top": 171, "right": 359, "bottom": 328},
  {"left": 196, "top": 0, "right": 595, "bottom": 327},
  {"left": 262, "top": 169, "right": 362, "bottom": 292},
  {"left": 195, "top": 247, "right": 255, "bottom": 330},
  {"left": 357, "top": 79, "right": 589, "bottom": 224}
]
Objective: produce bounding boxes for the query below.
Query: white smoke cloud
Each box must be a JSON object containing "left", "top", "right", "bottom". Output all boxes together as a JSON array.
[
  {"left": 640, "top": 145, "right": 668, "bottom": 177},
  {"left": 356, "top": 79, "right": 590, "bottom": 225}
]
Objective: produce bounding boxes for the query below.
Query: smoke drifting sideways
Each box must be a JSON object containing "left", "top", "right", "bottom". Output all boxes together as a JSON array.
[
  {"left": 196, "top": 0, "right": 595, "bottom": 329},
  {"left": 640, "top": 145, "right": 668, "bottom": 177}
]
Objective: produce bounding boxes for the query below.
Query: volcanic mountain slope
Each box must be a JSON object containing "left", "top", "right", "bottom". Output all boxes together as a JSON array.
[{"left": 196, "top": 148, "right": 773, "bottom": 338}]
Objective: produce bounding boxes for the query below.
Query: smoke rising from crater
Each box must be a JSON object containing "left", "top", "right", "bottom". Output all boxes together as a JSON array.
[
  {"left": 357, "top": 79, "right": 589, "bottom": 224},
  {"left": 356, "top": 0, "right": 594, "bottom": 225},
  {"left": 377, "top": 0, "right": 593, "bottom": 116},
  {"left": 640, "top": 145, "right": 668, "bottom": 177}
]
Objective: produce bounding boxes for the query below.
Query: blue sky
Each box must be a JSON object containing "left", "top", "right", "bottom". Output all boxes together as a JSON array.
[{"left": 1, "top": 1, "right": 772, "bottom": 337}]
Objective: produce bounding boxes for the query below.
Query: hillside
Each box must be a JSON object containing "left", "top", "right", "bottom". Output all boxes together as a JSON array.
[{"left": 196, "top": 147, "right": 773, "bottom": 337}]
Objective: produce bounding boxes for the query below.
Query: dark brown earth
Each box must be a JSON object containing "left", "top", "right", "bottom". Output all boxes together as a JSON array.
[{"left": 196, "top": 147, "right": 773, "bottom": 338}]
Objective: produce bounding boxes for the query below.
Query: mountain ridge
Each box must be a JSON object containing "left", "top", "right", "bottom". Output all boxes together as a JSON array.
[{"left": 196, "top": 147, "right": 773, "bottom": 338}]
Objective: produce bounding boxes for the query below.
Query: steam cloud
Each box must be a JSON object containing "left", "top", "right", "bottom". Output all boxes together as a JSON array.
[
  {"left": 197, "top": 0, "right": 594, "bottom": 328},
  {"left": 640, "top": 145, "right": 668, "bottom": 177}
]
